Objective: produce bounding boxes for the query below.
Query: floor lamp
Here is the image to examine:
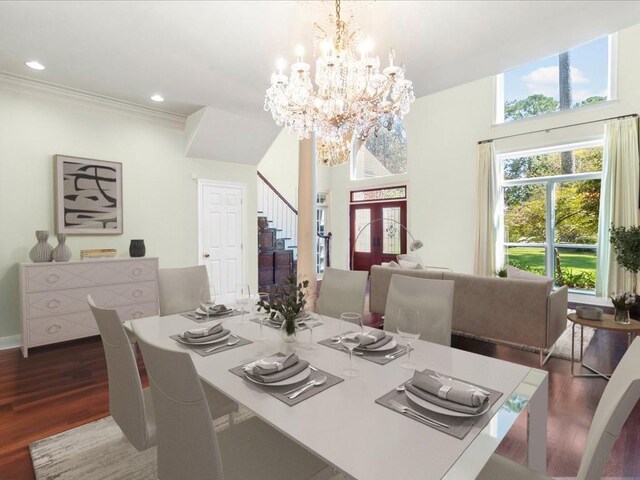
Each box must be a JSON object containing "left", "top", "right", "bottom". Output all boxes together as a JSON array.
[{"left": 350, "top": 218, "right": 423, "bottom": 270}]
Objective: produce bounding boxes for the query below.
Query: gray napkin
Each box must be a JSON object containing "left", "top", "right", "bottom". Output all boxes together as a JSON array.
[
  {"left": 182, "top": 322, "right": 222, "bottom": 339},
  {"left": 357, "top": 332, "right": 392, "bottom": 350},
  {"left": 178, "top": 328, "right": 230, "bottom": 344},
  {"left": 407, "top": 371, "right": 489, "bottom": 414},
  {"left": 243, "top": 353, "right": 298, "bottom": 375},
  {"left": 244, "top": 358, "right": 310, "bottom": 383},
  {"left": 200, "top": 304, "right": 231, "bottom": 315}
]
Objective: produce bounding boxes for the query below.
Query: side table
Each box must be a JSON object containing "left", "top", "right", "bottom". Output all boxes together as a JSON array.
[{"left": 568, "top": 312, "right": 640, "bottom": 380}]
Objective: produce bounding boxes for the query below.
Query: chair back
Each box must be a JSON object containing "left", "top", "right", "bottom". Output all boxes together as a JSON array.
[
  {"left": 158, "top": 265, "right": 210, "bottom": 316},
  {"left": 317, "top": 267, "right": 368, "bottom": 319},
  {"left": 87, "top": 295, "right": 154, "bottom": 451},
  {"left": 383, "top": 275, "right": 454, "bottom": 346},
  {"left": 134, "top": 326, "right": 224, "bottom": 480},
  {"left": 577, "top": 337, "right": 640, "bottom": 480}
]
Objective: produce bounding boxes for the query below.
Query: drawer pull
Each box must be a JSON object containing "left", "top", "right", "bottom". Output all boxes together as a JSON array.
[
  {"left": 47, "top": 324, "right": 62, "bottom": 334},
  {"left": 47, "top": 299, "right": 61, "bottom": 309},
  {"left": 133, "top": 311, "right": 144, "bottom": 319},
  {"left": 132, "top": 268, "right": 143, "bottom": 277},
  {"left": 46, "top": 274, "right": 61, "bottom": 284},
  {"left": 132, "top": 289, "right": 143, "bottom": 298}
]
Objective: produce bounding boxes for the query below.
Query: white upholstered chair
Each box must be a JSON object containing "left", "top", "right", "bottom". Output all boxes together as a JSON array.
[
  {"left": 317, "top": 267, "right": 368, "bottom": 320},
  {"left": 477, "top": 337, "right": 640, "bottom": 480},
  {"left": 88, "top": 295, "right": 156, "bottom": 451},
  {"left": 158, "top": 265, "right": 211, "bottom": 316},
  {"left": 133, "top": 324, "right": 330, "bottom": 480},
  {"left": 383, "top": 275, "right": 454, "bottom": 346}
]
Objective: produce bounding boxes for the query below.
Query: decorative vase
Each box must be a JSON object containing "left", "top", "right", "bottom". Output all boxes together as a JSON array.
[
  {"left": 52, "top": 233, "right": 72, "bottom": 262},
  {"left": 29, "top": 230, "right": 53, "bottom": 263},
  {"left": 129, "top": 239, "right": 146, "bottom": 257},
  {"left": 279, "top": 317, "right": 298, "bottom": 352},
  {"left": 614, "top": 308, "right": 631, "bottom": 325}
]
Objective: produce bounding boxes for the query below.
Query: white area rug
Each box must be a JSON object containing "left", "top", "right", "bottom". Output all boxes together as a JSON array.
[{"left": 30, "top": 407, "right": 347, "bottom": 480}]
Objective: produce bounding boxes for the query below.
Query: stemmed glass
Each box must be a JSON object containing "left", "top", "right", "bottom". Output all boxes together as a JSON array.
[
  {"left": 235, "top": 284, "right": 251, "bottom": 324},
  {"left": 340, "top": 312, "right": 362, "bottom": 377},
  {"left": 199, "top": 285, "right": 216, "bottom": 318},
  {"left": 396, "top": 308, "right": 420, "bottom": 370},
  {"left": 256, "top": 292, "right": 269, "bottom": 340}
]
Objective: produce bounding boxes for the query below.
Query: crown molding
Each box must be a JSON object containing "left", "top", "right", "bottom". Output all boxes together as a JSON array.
[{"left": 0, "top": 72, "right": 187, "bottom": 130}]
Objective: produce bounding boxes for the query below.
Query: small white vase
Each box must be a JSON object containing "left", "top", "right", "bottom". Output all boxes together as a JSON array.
[
  {"left": 52, "top": 233, "right": 72, "bottom": 262},
  {"left": 29, "top": 230, "right": 53, "bottom": 262}
]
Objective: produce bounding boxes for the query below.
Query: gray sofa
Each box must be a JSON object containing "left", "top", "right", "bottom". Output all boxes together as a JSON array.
[{"left": 370, "top": 265, "right": 569, "bottom": 364}]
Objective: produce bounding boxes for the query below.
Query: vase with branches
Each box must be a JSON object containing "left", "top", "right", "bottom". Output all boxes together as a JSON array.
[
  {"left": 256, "top": 276, "right": 310, "bottom": 341},
  {"left": 610, "top": 225, "right": 640, "bottom": 320}
]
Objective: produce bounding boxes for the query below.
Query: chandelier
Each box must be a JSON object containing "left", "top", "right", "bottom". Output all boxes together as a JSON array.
[{"left": 264, "top": 0, "right": 415, "bottom": 166}]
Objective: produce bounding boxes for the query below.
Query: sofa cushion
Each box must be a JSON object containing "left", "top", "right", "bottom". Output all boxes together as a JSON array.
[
  {"left": 398, "top": 259, "right": 422, "bottom": 269},
  {"left": 397, "top": 253, "right": 423, "bottom": 267},
  {"left": 506, "top": 266, "right": 552, "bottom": 295}
]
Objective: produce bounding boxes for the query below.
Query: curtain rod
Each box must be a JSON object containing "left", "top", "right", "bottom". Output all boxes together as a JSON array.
[{"left": 478, "top": 113, "right": 638, "bottom": 144}]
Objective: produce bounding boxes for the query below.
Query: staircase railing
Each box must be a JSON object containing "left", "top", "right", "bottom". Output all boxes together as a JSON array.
[{"left": 257, "top": 171, "right": 298, "bottom": 258}]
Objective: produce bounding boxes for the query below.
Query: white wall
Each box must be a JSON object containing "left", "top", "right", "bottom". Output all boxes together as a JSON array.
[
  {"left": 0, "top": 90, "right": 258, "bottom": 340},
  {"left": 257, "top": 128, "right": 299, "bottom": 208},
  {"left": 328, "top": 22, "right": 640, "bottom": 272}
]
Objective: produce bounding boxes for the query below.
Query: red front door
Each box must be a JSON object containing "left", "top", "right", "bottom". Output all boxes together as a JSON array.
[{"left": 350, "top": 201, "right": 407, "bottom": 272}]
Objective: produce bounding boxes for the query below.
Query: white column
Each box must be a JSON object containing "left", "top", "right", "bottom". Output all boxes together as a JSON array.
[{"left": 297, "top": 138, "right": 317, "bottom": 304}]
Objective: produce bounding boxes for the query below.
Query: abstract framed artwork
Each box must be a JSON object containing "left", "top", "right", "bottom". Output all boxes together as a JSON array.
[{"left": 54, "top": 155, "right": 123, "bottom": 235}]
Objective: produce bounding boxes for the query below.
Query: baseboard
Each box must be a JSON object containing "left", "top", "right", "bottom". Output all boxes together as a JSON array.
[{"left": 0, "top": 334, "right": 21, "bottom": 351}]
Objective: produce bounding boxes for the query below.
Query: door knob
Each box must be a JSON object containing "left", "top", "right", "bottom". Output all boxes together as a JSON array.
[{"left": 203, "top": 253, "right": 210, "bottom": 258}]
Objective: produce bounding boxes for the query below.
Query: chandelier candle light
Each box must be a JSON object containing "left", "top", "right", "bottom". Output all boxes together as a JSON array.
[{"left": 264, "top": 0, "right": 415, "bottom": 166}]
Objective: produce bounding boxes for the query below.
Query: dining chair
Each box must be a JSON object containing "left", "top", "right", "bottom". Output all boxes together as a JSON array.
[
  {"left": 133, "top": 324, "right": 331, "bottom": 480},
  {"left": 88, "top": 296, "right": 237, "bottom": 447},
  {"left": 317, "top": 267, "right": 368, "bottom": 320},
  {"left": 158, "top": 265, "right": 211, "bottom": 316},
  {"left": 383, "top": 275, "right": 454, "bottom": 346},
  {"left": 477, "top": 336, "right": 640, "bottom": 480}
]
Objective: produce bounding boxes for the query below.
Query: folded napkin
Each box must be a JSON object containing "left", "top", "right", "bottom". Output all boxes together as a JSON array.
[
  {"left": 243, "top": 353, "right": 309, "bottom": 383},
  {"left": 406, "top": 370, "right": 489, "bottom": 414},
  {"left": 178, "top": 328, "right": 230, "bottom": 344},
  {"left": 199, "top": 303, "right": 230, "bottom": 314},
  {"left": 182, "top": 322, "right": 222, "bottom": 339},
  {"left": 356, "top": 330, "right": 392, "bottom": 350},
  {"left": 243, "top": 353, "right": 299, "bottom": 375}
]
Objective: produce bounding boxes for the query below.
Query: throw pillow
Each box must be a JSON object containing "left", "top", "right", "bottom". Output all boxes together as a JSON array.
[
  {"left": 398, "top": 259, "right": 423, "bottom": 270},
  {"left": 387, "top": 260, "right": 400, "bottom": 268},
  {"left": 397, "top": 253, "right": 423, "bottom": 267},
  {"left": 506, "top": 265, "right": 553, "bottom": 295}
]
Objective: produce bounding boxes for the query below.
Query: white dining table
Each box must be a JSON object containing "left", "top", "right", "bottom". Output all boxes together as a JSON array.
[{"left": 129, "top": 312, "right": 548, "bottom": 480}]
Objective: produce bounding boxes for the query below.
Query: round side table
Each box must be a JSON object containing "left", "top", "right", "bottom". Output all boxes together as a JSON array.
[{"left": 568, "top": 312, "right": 640, "bottom": 380}]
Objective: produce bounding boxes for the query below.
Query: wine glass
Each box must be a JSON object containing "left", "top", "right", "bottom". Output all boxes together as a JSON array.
[
  {"left": 340, "top": 312, "right": 362, "bottom": 377},
  {"left": 199, "top": 285, "right": 216, "bottom": 318},
  {"left": 256, "top": 291, "right": 269, "bottom": 340},
  {"left": 235, "top": 284, "right": 251, "bottom": 324},
  {"left": 396, "top": 308, "right": 420, "bottom": 370}
]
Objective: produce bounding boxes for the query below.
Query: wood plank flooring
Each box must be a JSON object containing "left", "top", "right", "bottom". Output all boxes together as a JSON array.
[{"left": 0, "top": 329, "right": 638, "bottom": 479}]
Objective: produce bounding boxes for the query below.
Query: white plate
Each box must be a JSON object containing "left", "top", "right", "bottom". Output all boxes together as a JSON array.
[
  {"left": 357, "top": 338, "right": 397, "bottom": 352},
  {"left": 405, "top": 389, "right": 491, "bottom": 418},
  {"left": 175, "top": 331, "right": 231, "bottom": 346},
  {"left": 243, "top": 366, "right": 311, "bottom": 387}
]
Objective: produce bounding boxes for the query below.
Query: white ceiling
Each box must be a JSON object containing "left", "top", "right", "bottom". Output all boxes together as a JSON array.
[{"left": 2, "top": 1, "right": 640, "bottom": 163}]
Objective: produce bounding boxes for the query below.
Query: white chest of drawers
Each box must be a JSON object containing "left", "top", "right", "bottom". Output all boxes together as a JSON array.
[{"left": 19, "top": 257, "right": 159, "bottom": 357}]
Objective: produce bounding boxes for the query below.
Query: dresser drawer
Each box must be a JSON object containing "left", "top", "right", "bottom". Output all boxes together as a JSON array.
[
  {"left": 24, "top": 259, "right": 158, "bottom": 292},
  {"left": 27, "top": 312, "right": 99, "bottom": 347},
  {"left": 116, "top": 302, "right": 159, "bottom": 321},
  {"left": 26, "top": 281, "right": 158, "bottom": 318}
]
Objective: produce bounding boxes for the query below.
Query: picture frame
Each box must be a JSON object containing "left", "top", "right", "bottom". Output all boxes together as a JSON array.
[{"left": 54, "top": 155, "right": 123, "bottom": 235}]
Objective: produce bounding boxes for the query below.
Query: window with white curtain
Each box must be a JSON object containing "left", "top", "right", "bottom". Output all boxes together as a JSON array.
[{"left": 501, "top": 141, "right": 603, "bottom": 291}]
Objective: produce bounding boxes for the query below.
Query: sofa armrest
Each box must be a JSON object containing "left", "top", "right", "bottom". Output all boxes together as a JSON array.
[{"left": 547, "top": 286, "right": 569, "bottom": 348}]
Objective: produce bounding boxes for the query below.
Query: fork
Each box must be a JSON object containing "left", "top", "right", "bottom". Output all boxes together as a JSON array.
[
  {"left": 385, "top": 348, "right": 406, "bottom": 359},
  {"left": 389, "top": 399, "right": 449, "bottom": 428}
]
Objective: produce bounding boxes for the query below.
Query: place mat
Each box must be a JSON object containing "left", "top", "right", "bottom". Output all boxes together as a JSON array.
[
  {"left": 317, "top": 332, "right": 406, "bottom": 365},
  {"left": 375, "top": 369, "right": 503, "bottom": 439},
  {"left": 249, "top": 317, "right": 323, "bottom": 331},
  {"left": 180, "top": 309, "right": 244, "bottom": 323},
  {"left": 169, "top": 333, "right": 252, "bottom": 357},
  {"left": 229, "top": 363, "right": 343, "bottom": 406}
]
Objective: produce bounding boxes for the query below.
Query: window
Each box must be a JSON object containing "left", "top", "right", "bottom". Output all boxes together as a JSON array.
[
  {"left": 501, "top": 142, "right": 602, "bottom": 291},
  {"left": 352, "top": 116, "right": 408, "bottom": 179},
  {"left": 351, "top": 186, "right": 406, "bottom": 203},
  {"left": 497, "top": 36, "right": 611, "bottom": 123},
  {"left": 316, "top": 205, "right": 328, "bottom": 275}
]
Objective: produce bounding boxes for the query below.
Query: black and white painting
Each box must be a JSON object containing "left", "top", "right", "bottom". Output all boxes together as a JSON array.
[{"left": 55, "top": 155, "right": 123, "bottom": 234}]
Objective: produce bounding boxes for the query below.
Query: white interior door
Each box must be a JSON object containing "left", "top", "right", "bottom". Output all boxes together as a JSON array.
[{"left": 199, "top": 181, "right": 244, "bottom": 303}]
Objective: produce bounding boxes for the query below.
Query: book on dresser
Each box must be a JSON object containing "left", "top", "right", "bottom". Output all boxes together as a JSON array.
[{"left": 19, "top": 257, "right": 159, "bottom": 357}]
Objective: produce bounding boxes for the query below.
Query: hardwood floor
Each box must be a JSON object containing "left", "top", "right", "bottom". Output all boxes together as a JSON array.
[{"left": 0, "top": 330, "right": 638, "bottom": 479}]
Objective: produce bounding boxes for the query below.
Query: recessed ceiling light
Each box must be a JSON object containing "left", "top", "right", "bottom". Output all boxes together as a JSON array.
[
  {"left": 25, "top": 60, "right": 45, "bottom": 71},
  {"left": 150, "top": 94, "right": 164, "bottom": 102}
]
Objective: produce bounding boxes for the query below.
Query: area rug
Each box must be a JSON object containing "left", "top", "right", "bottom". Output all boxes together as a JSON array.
[{"left": 30, "top": 407, "right": 346, "bottom": 480}]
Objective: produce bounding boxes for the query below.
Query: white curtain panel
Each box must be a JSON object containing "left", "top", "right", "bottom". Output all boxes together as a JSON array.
[
  {"left": 474, "top": 142, "right": 500, "bottom": 276},
  {"left": 596, "top": 117, "right": 640, "bottom": 296}
]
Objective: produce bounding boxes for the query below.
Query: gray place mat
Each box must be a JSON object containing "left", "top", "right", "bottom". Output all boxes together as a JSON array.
[
  {"left": 180, "top": 309, "right": 244, "bottom": 323},
  {"left": 169, "top": 333, "right": 252, "bottom": 357},
  {"left": 375, "top": 369, "right": 503, "bottom": 439},
  {"left": 229, "top": 362, "right": 343, "bottom": 406},
  {"left": 318, "top": 332, "right": 406, "bottom": 365}
]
